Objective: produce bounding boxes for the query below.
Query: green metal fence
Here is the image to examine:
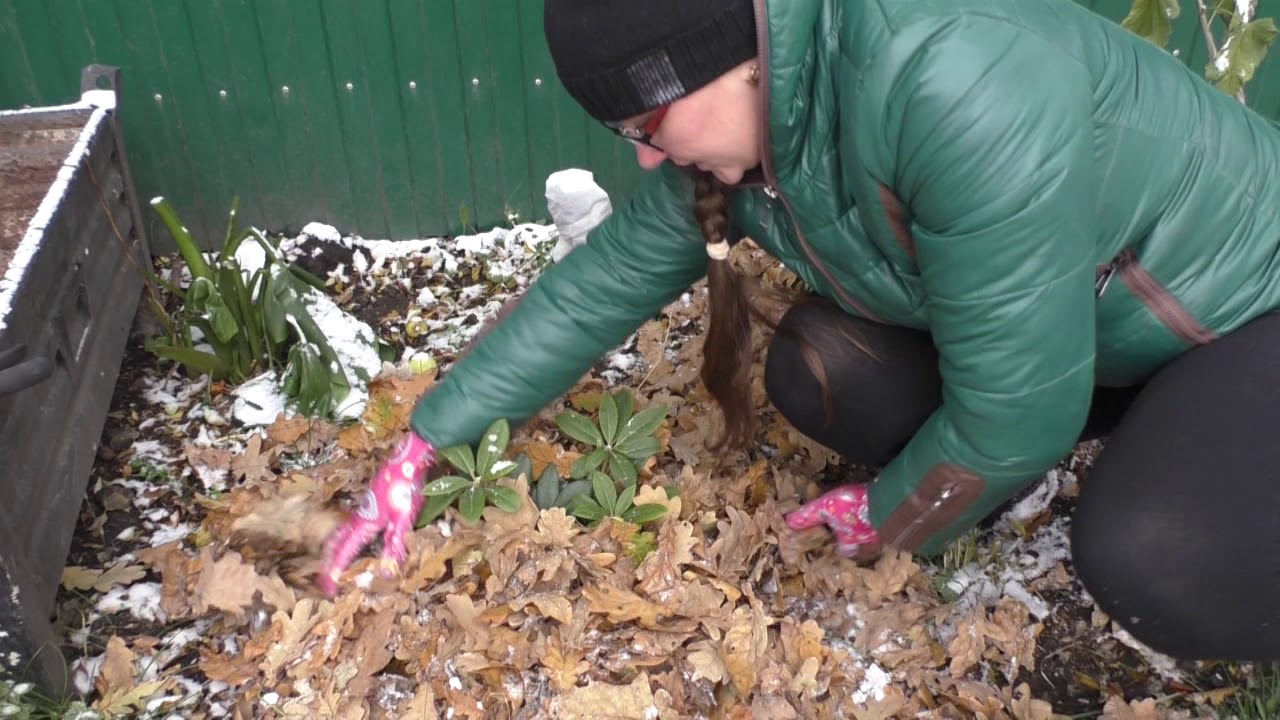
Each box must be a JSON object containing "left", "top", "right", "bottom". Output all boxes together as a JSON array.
[{"left": 2, "top": 1, "right": 1279, "bottom": 247}]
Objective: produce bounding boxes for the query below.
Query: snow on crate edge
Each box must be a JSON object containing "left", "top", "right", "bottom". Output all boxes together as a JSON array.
[{"left": 0, "top": 105, "right": 112, "bottom": 334}]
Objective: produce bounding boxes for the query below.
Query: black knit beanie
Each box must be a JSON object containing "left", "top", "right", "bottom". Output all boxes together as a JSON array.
[{"left": 543, "top": 0, "right": 758, "bottom": 123}]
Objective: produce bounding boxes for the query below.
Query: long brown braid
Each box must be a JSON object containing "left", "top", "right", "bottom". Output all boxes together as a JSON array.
[{"left": 692, "top": 172, "right": 755, "bottom": 449}]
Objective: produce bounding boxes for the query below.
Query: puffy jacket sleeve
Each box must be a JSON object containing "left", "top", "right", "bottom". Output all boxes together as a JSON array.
[
  {"left": 411, "top": 164, "right": 707, "bottom": 449},
  {"left": 864, "top": 17, "right": 1098, "bottom": 554}
]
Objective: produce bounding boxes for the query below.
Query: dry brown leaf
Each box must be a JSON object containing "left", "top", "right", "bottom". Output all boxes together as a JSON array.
[
  {"left": 534, "top": 507, "right": 581, "bottom": 546},
  {"left": 752, "top": 695, "right": 800, "bottom": 719},
  {"left": 719, "top": 605, "right": 769, "bottom": 697},
  {"left": 346, "top": 607, "right": 399, "bottom": 695},
  {"left": 788, "top": 656, "right": 821, "bottom": 695},
  {"left": 266, "top": 413, "right": 318, "bottom": 445},
  {"left": 184, "top": 444, "right": 235, "bottom": 484},
  {"left": 948, "top": 608, "right": 986, "bottom": 678},
  {"left": 62, "top": 561, "right": 146, "bottom": 593},
  {"left": 231, "top": 432, "right": 279, "bottom": 484},
  {"left": 230, "top": 493, "right": 343, "bottom": 551},
  {"left": 198, "top": 647, "right": 258, "bottom": 686},
  {"left": 442, "top": 593, "right": 492, "bottom": 649},
  {"left": 518, "top": 593, "right": 574, "bottom": 624},
  {"left": 583, "top": 584, "right": 674, "bottom": 628},
  {"left": 706, "top": 504, "right": 764, "bottom": 583},
  {"left": 192, "top": 548, "right": 296, "bottom": 617},
  {"left": 780, "top": 618, "right": 827, "bottom": 671},
  {"left": 686, "top": 640, "right": 727, "bottom": 684},
  {"left": 985, "top": 599, "right": 1041, "bottom": 679},
  {"left": 1007, "top": 683, "right": 1055, "bottom": 720},
  {"left": 1099, "top": 696, "right": 1162, "bottom": 720},
  {"left": 542, "top": 641, "right": 590, "bottom": 692},
  {"left": 862, "top": 548, "right": 919, "bottom": 605},
  {"left": 401, "top": 536, "right": 474, "bottom": 592},
  {"left": 633, "top": 483, "right": 682, "bottom": 522},
  {"left": 95, "top": 636, "right": 136, "bottom": 699},
  {"left": 551, "top": 673, "right": 657, "bottom": 719},
  {"left": 852, "top": 685, "right": 909, "bottom": 720},
  {"left": 513, "top": 439, "right": 582, "bottom": 479},
  {"left": 261, "top": 598, "right": 322, "bottom": 680},
  {"left": 135, "top": 541, "right": 197, "bottom": 617},
  {"left": 635, "top": 520, "right": 697, "bottom": 598},
  {"left": 95, "top": 679, "right": 172, "bottom": 717}
]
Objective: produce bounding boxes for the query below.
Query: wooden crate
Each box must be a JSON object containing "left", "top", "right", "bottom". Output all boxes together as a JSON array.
[{"left": 0, "top": 66, "right": 150, "bottom": 692}]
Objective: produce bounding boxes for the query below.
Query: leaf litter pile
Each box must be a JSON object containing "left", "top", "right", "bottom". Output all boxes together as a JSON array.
[{"left": 49, "top": 222, "right": 1260, "bottom": 719}]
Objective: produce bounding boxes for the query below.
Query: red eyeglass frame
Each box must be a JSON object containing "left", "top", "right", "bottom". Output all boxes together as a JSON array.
[{"left": 604, "top": 104, "right": 670, "bottom": 149}]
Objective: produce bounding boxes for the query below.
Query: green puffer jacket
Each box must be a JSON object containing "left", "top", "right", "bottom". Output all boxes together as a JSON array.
[{"left": 414, "top": 0, "right": 1280, "bottom": 555}]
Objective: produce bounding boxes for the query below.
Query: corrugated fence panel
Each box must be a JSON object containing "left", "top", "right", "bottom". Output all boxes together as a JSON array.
[{"left": 0, "top": 0, "right": 1277, "bottom": 247}]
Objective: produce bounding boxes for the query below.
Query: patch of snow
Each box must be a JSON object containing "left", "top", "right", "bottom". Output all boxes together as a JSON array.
[
  {"left": 233, "top": 239, "right": 267, "bottom": 275},
  {"left": 131, "top": 439, "right": 173, "bottom": 463},
  {"left": 231, "top": 371, "right": 289, "bottom": 426},
  {"left": 70, "top": 653, "right": 105, "bottom": 695},
  {"left": 149, "top": 523, "right": 193, "bottom": 546},
  {"left": 143, "top": 375, "right": 209, "bottom": 408},
  {"left": 300, "top": 287, "right": 383, "bottom": 419},
  {"left": 301, "top": 222, "right": 343, "bottom": 244},
  {"left": 1004, "top": 470, "right": 1062, "bottom": 525},
  {"left": 852, "top": 663, "right": 891, "bottom": 704},
  {"left": 96, "top": 582, "right": 166, "bottom": 622}
]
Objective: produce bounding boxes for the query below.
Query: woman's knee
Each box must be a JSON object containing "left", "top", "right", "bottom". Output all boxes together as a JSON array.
[
  {"left": 764, "top": 302, "right": 941, "bottom": 465},
  {"left": 1072, "top": 458, "right": 1280, "bottom": 660}
]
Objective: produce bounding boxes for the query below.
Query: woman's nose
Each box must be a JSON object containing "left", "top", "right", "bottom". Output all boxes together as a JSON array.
[{"left": 635, "top": 144, "right": 667, "bottom": 170}]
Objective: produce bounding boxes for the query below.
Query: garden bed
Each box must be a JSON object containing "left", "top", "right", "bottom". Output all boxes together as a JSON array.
[
  {"left": 14, "top": 220, "right": 1267, "bottom": 718},
  {"left": 0, "top": 76, "right": 150, "bottom": 695}
]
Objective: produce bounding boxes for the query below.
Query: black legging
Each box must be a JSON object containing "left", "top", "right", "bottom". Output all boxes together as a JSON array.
[{"left": 764, "top": 299, "right": 1280, "bottom": 660}]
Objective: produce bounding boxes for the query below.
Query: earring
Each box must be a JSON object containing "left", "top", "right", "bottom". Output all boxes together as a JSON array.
[{"left": 748, "top": 64, "right": 760, "bottom": 86}]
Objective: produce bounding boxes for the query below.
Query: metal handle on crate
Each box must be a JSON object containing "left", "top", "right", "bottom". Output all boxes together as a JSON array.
[{"left": 0, "top": 344, "right": 53, "bottom": 399}]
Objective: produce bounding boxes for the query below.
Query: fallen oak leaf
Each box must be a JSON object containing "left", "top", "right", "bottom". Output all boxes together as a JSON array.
[
  {"left": 633, "top": 482, "right": 681, "bottom": 520},
  {"left": 720, "top": 605, "right": 770, "bottom": 697},
  {"left": 1099, "top": 695, "right": 1162, "bottom": 720},
  {"left": 686, "top": 640, "right": 727, "bottom": 684},
  {"left": 191, "top": 548, "right": 296, "bottom": 618},
  {"left": 260, "top": 598, "right": 322, "bottom": 680},
  {"left": 266, "top": 412, "right": 338, "bottom": 451},
  {"left": 514, "top": 592, "right": 574, "bottom": 624},
  {"left": 862, "top": 548, "right": 919, "bottom": 606},
  {"left": 230, "top": 493, "right": 344, "bottom": 552},
  {"left": 635, "top": 520, "right": 697, "bottom": 598},
  {"left": 582, "top": 585, "right": 676, "bottom": 629},
  {"left": 62, "top": 561, "right": 147, "bottom": 593},
  {"left": 230, "top": 432, "right": 279, "bottom": 484},
  {"left": 94, "top": 679, "right": 173, "bottom": 717},
  {"left": 541, "top": 641, "right": 590, "bottom": 692},
  {"left": 94, "top": 636, "right": 136, "bottom": 700},
  {"left": 550, "top": 673, "right": 657, "bottom": 720}
]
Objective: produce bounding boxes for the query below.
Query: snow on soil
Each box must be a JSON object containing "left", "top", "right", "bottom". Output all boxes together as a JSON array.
[{"left": 228, "top": 221, "right": 556, "bottom": 427}]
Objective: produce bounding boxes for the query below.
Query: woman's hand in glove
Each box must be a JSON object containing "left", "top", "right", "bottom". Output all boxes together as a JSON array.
[
  {"left": 316, "top": 431, "right": 435, "bottom": 596},
  {"left": 784, "top": 483, "right": 880, "bottom": 558}
]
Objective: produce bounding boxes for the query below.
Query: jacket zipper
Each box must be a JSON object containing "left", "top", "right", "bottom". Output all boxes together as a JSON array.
[
  {"left": 1096, "top": 249, "right": 1217, "bottom": 345},
  {"left": 751, "top": 0, "right": 880, "bottom": 323},
  {"left": 887, "top": 483, "right": 958, "bottom": 550}
]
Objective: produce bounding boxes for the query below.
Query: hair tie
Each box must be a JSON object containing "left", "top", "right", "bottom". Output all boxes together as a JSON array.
[{"left": 706, "top": 240, "right": 731, "bottom": 261}]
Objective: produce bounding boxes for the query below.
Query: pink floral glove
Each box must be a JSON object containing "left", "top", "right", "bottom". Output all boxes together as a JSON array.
[
  {"left": 316, "top": 431, "right": 435, "bottom": 596},
  {"left": 785, "top": 484, "right": 880, "bottom": 558}
]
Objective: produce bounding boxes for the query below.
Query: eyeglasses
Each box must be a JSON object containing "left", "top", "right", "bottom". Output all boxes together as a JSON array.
[{"left": 603, "top": 104, "right": 670, "bottom": 150}]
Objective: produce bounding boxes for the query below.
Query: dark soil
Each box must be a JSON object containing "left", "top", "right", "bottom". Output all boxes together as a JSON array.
[{"left": 0, "top": 109, "right": 94, "bottom": 269}]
